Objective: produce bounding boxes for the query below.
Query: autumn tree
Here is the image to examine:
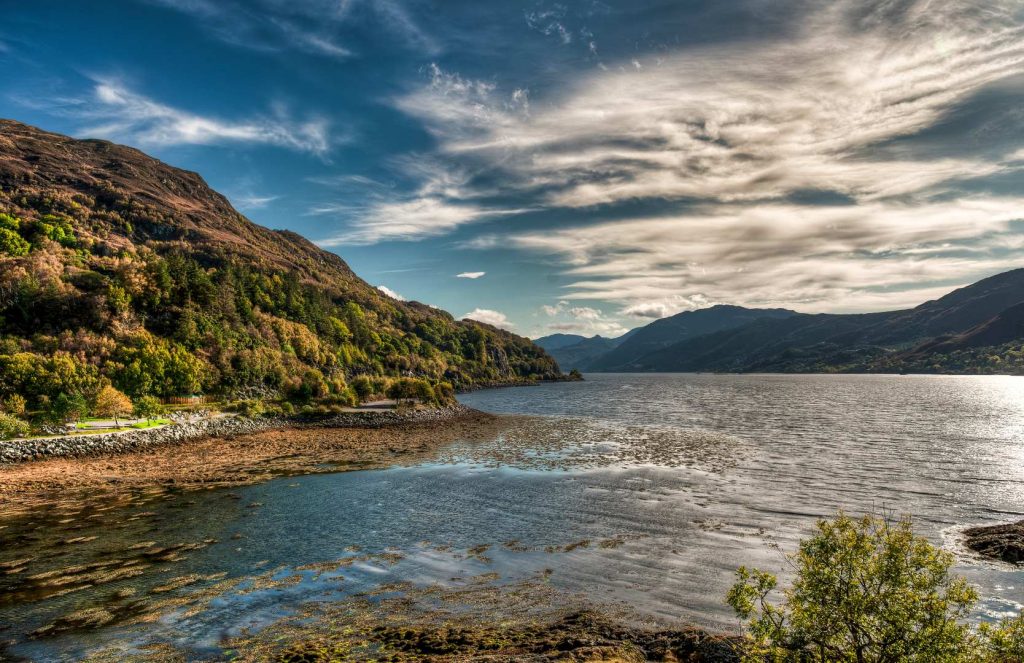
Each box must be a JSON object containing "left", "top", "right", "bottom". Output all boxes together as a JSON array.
[{"left": 94, "top": 385, "right": 133, "bottom": 428}]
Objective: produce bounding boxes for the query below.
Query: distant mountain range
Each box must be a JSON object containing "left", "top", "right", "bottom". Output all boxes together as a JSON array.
[{"left": 536, "top": 270, "right": 1024, "bottom": 375}]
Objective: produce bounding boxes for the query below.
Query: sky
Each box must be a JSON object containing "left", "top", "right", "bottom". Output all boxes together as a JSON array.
[{"left": 3, "top": 0, "right": 1024, "bottom": 338}]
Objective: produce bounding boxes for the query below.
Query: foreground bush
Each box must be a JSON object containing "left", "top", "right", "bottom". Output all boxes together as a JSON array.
[
  {"left": 728, "top": 512, "right": 1024, "bottom": 662},
  {"left": 0, "top": 412, "right": 29, "bottom": 440}
]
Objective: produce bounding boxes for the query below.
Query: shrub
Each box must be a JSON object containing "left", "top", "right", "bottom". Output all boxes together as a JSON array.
[
  {"left": 2, "top": 394, "right": 26, "bottom": 417},
  {"left": 727, "top": 512, "right": 979, "bottom": 661},
  {"left": 0, "top": 227, "right": 30, "bottom": 257},
  {"left": 0, "top": 412, "right": 30, "bottom": 440},
  {"left": 386, "top": 377, "right": 435, "bottom": 405}
]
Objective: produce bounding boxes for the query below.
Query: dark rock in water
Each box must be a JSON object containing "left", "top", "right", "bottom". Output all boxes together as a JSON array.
[{"left": 963, "top": 520, "right": 1024, "bottom": 564}]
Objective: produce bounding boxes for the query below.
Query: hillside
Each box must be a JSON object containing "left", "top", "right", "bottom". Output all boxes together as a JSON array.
[
  {"left": 586, "top": 305, "right": 796, "bottom": 371},
  {"left": 598, "top": 271, "right": 1024, "bottom": 374},
  {"left": 535, "top": 334, "right": 620, "bottom": 371},
  {"left": 0, "top": 120, "right": 561, "bottom": 414}
]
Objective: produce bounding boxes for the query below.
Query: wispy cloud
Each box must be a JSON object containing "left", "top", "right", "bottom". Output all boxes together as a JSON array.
[
  {"left": 400, "top": 2, "right": 1024, "bottom": 209},
  {"left": 146, "top": 0, "right": 437, "bottom": 58},
  {"left": 456, "top": 271, "right": 486, "bottom": 279},
  {"left": 496, "top": 197, "right": 1024, "bottom": 313},
  {"left": 318, "top": 198, "right": 494, "bottom": 246},
  {"left": 391, "top": 0, "right": 1024, "bottom": 315},
  {"left": 462, "top": 308, "right": 513, "bottom": 330},
  {"left": 78, "top": 79, "right": 331, "bottom": 155},
  {"left": 231, "top": 194, "right": 280, "bottom": 210}
]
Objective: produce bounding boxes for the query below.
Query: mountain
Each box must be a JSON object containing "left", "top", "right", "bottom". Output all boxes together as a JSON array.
[
  {"left": 607, "top": 270, "right": 1024, "bottom": 373},
  {"left": 536, "top": 335, "right": 620, "bottom": 371},
  {"left": 586, "top": 305, "right": 797, "bottom": 371},
  {"left": 0, "top": 120, "right": 562, "bottom": 410},
  {"left": 534, "top": 334, "right": 591, "bottom": 351}
]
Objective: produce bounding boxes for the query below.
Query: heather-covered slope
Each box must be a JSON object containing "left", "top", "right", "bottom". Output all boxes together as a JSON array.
[{"left": 0, "top": 120, "right": 561, "bottom": 411}]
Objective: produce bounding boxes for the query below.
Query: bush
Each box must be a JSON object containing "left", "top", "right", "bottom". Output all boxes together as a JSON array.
[
  {"left": 728, "top": 513, "right": 978, "bottom": 661},
  {"left": 0, "top": 412, "right": 30, "bottom": 440},
  {"left": 2, "top": 394, "right": 26, "bottom": 417},
  {"left": 0, "top": 227, "right": 30, "bottom": 257}
]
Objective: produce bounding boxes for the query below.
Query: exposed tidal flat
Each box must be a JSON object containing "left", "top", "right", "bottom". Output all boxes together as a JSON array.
[{"left": 3, "top": 373, "right": 1024, "bottom": 660}]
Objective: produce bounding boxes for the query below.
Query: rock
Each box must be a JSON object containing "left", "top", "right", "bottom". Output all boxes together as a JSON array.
[{"left": 963, "top": 520, "right": 1024, "bottom": 564}]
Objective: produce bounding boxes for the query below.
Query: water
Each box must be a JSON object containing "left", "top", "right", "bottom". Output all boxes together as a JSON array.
[{"left": 3, "top": 373, "right": 1024, "bottom": 660}]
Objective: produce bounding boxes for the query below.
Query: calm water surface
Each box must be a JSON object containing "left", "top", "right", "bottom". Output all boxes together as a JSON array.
[{"left": 4, "top": 373, "right": 1024, "bottom": 660}]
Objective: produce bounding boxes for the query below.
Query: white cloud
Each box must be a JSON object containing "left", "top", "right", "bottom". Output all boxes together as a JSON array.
[
  {"left": 536, "top": 301, "right": 628, "bottom": 337},
  {"left": 318, "top": 198, "right": 492, "bottom": 246},
  {"left": 456, "top": 271, "right": 486, "bottom": 279},
  {"left": 396, "top": 0, "right": 1024, "bottom": 315},
  {"left": 462, "top": 308, "right": 513, "bottom": 330},
  {"left": 83, "top": 80, "right": 330, "bottom": 155},
  {"left": 621, "top": 296, "right": 713, "bottom": 319},
  {"left": 499, "top": 197, "right": 1024, "bottom": 313},
  {"left": 376, "top": 285, "right": 406, "bottom": 301}
]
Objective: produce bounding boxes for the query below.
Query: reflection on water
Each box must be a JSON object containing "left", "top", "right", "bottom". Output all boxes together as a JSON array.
[{"left": 3, "top": 373, "right": 1024, "bottom": 660}]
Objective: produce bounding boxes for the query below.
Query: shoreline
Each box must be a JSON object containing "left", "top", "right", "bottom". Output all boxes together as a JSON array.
[
  {"left": 0, "top": 405, "right": 502, "bottom": 519},
  {"left": 0, "top": 404, "right": 479, "bottom": 466}
]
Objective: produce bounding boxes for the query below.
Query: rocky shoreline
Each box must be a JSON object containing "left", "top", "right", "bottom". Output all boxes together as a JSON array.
[
  {"left": 963, "top": 520, "right": 1024, "bottom": 565},
  {"left": 0, "top": 405, "right": 476, "bottom": 465}
]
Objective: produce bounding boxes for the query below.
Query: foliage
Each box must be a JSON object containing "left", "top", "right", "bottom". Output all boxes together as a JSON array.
[
  {"left": 386, "top": 377, "right": 437, "bottom": 405},
  {"left": 0, "top": 227, "right": 30, "bottom": 256},
  {"left": 2, "top": 394, "right": 26, "bottom": 417},
  {"left": 49, "top": 392, "right": 89, "bottom": 424},
  {"left": 979, "top": 613, "right": 1024, "bottom": 662},
  {"left": 133, "top": 395, "right": 164, "bottom": 422},
  {"left": 727, "top": 513, "right": 979, "bottom": 662},
  {"left": 93, "top": 385, "right": 133, "bottom": 426},
  {"left": 0, "top": 412, "right": 30, "bottom": 440},
  {"left": 0, "top": 124, "right": 563, "bottom": 412}
]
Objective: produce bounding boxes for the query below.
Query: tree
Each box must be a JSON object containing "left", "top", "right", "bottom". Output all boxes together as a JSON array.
[
  {"left": 94, "top": 385, "right": 133, "bottom": 428},
  {"left": 133, "top": 395, "right": 164, "bottom": 423},
  {"left": 727, "top": 512, "right": 979, "bottom": 662},
  {"left": 51, "top": 392, "right": 88, "bottom": 425}
]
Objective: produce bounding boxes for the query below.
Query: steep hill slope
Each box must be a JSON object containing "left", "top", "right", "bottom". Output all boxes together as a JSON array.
[{"left": 0, "top": 120, "right": 561, "bottom": 409}]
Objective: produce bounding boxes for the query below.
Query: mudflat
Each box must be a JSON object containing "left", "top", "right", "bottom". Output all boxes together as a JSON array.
[{"left": 0, "top": 410, "right": 502, "bottom": 518}]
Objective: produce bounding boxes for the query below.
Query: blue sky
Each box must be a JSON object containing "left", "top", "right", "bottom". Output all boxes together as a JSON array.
[{"left": 3, "top": 0, "right": 1024, "bottom": 338}]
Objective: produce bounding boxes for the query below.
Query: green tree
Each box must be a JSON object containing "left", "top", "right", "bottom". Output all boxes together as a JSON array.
[
  {"left": 727, "top": 512, "right": 979, "bottom": 662},
  {"left": 133, "top": 395, "right": 164, "bottom": 423},
  {"left": 51, "top": 392, "right": 89, "bottom": 425}
]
